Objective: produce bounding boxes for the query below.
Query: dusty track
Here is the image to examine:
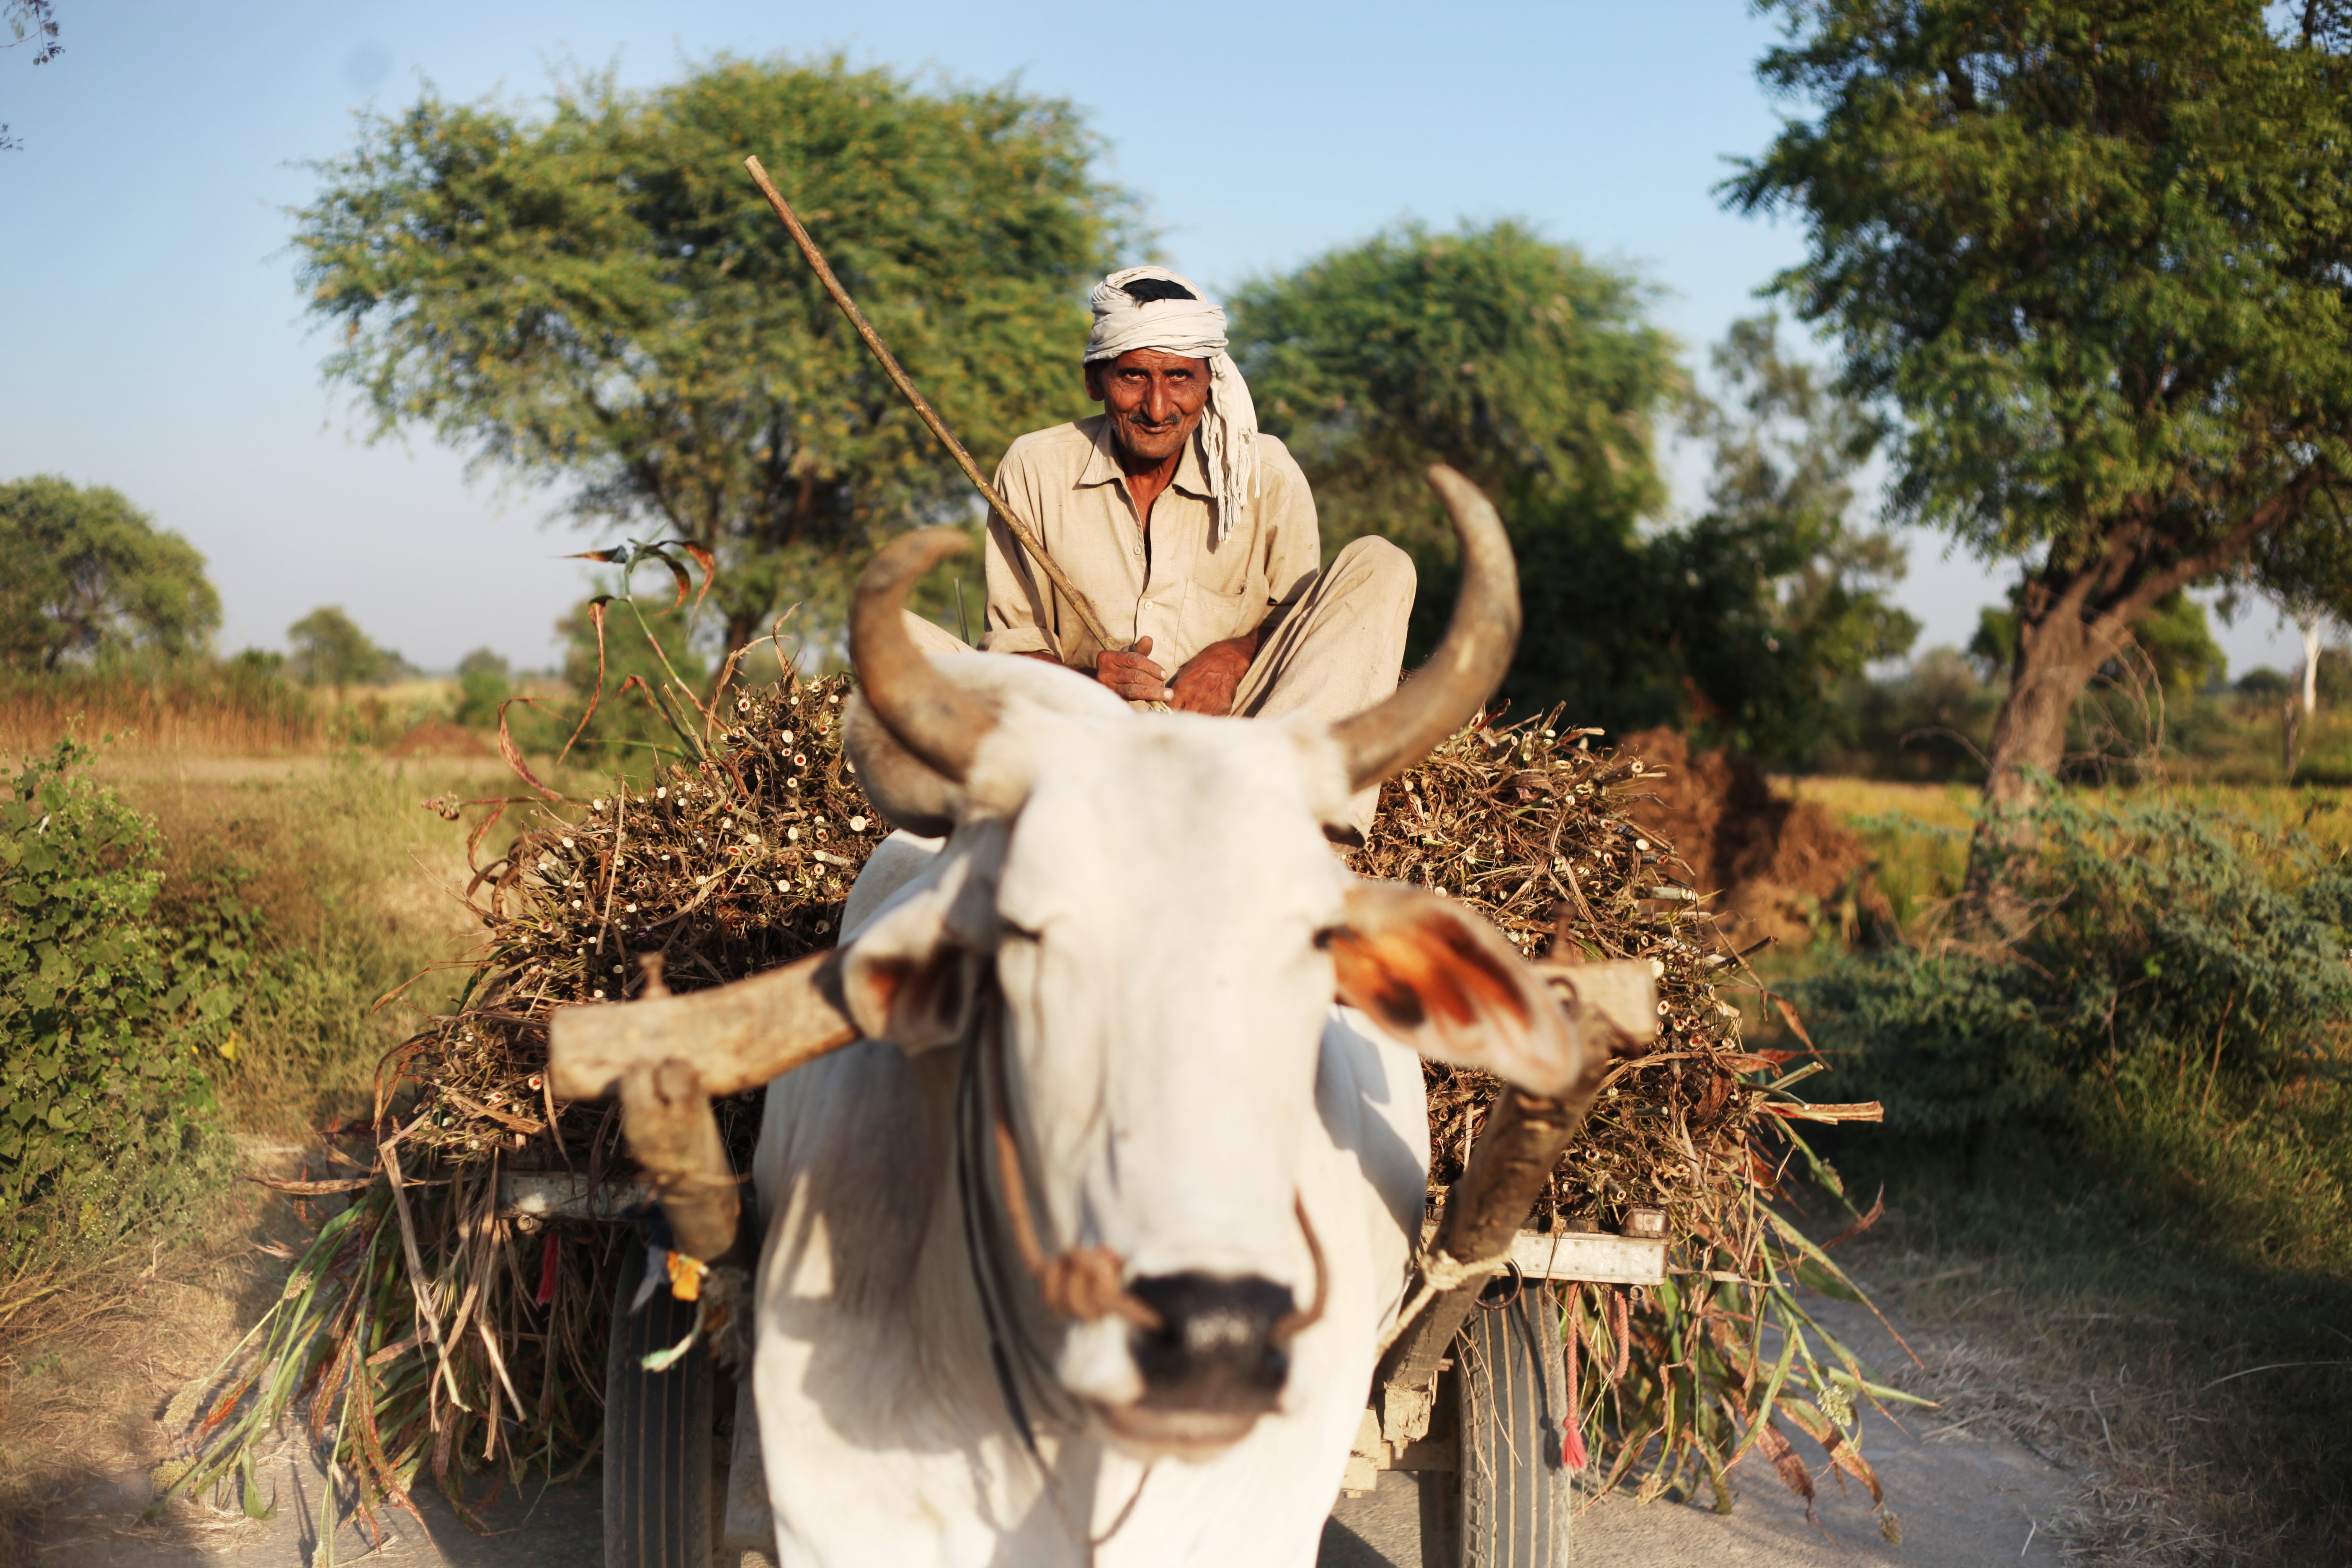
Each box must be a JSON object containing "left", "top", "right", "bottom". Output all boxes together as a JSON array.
[{"left": 32, "top": 1299, "right": 2077, "bottom": 1568}]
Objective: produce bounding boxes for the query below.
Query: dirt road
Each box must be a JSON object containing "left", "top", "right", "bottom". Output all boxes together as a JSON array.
[{"left": 36, "top": 1298, "right": 2078, "bottom": 1568}]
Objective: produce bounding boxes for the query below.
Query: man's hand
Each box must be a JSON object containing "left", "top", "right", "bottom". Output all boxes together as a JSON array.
[
  {"left": 1093, "top": 636, "right": 1173, "bottom": 702},
  {"left": 1167, "top": 632, "right": 1257, "bottom": 716}
]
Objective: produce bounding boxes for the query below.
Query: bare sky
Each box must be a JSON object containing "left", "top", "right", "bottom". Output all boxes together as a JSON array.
[{"left": 0, "top": 2, "right": 2312, "bottom": 676}]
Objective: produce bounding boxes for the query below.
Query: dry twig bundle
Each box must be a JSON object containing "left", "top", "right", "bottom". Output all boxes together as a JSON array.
[{"left": 1349, "top": 712, "right": 1760, "bottom": 1231}]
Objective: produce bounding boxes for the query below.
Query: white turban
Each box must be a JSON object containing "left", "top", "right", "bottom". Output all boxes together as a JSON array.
[{"left": 1085, "top": 265, "right": 1258, "bottom": 541}]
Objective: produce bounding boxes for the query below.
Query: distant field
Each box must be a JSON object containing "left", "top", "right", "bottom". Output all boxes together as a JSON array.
[
  {"left": 1780, "top": 773, "right": 2352, "bottom": 929},
  {"left": 0, "top": 671, "right": 469, "bottom": 757},
  {"left": 1783, "top": 774, "right": 1976, "bottom": 827},
  {"left": 1788, "top": 771, "right": 2352, "bottom": 831}
]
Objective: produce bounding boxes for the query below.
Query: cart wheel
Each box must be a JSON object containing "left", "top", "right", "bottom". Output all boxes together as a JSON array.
[
  {"left": 605, "top": 1243, "right": 714, "bottom": 1568},
  {"left": 1455, "top": 1278, "right": 1568, "bottom": 1568}
]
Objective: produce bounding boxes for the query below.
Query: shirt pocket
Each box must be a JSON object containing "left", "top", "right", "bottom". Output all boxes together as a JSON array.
[
  {"left": 1184, "top": 517, "right": 1264, "bottom": 596},
  {"left": 1180, "top": 531, "right": 1269, "bottom": 646}
]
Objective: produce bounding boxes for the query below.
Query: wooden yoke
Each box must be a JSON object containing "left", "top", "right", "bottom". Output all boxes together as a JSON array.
[
  {"left": 547, "top": 949, "right": 861, "bottom": 1262},
  {"left": 1375, "top": 958, "right": 1657, "bottom": 1434}
]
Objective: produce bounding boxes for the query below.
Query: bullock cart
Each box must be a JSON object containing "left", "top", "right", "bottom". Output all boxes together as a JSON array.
[
  {"left": 168, "top": 493, "right": 1895, "bottom": 1564},
  {"left": 520, "top": 470, "right": 1880, "bottom": 1567}
]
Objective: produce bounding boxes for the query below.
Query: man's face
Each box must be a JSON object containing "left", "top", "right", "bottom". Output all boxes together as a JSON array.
[{"left": 1086, "top": 348, "right": 1211, "bottom": 468}]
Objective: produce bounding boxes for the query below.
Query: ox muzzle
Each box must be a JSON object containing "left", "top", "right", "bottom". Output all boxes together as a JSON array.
[{"left": 1099, "top": 1271, "right": 1296, "bottom": 1455}]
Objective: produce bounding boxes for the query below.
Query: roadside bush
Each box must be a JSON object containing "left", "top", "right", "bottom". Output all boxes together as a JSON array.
[
  {"left": 1800, "top": 798, "right": 2352, "bottom": 1131},
  {"left": 1796, "top": 797, "right": 2352, "bottom": 1266},
  {"left": 0, "top": 739, "right": 249, "bottom": 1283}
]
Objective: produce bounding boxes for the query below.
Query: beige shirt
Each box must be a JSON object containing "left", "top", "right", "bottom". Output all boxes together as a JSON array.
[{"left": 981, "top": 415, "right": 1320, "bottom": 672}]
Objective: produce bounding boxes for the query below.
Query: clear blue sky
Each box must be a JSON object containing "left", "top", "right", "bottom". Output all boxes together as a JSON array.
[{"left": 0, "top": 1, "right": 2308, "bottom": 675}]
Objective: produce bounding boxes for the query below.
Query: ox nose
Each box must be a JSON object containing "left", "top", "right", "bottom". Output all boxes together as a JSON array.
[{"left": 1126, "top": 1273, "right": 1295, "bottom": 1415}]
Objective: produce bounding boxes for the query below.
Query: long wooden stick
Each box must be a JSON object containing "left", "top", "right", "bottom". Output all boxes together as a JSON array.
[{"left": 742, "top": 156, "right": 1117, "bottom": 657}]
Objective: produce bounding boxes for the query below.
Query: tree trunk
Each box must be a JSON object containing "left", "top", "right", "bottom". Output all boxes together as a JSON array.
[
  {"left": 2300, "top": 614, "right": 2323, "bottom": 716},
  {"left": 1963, "top": 584, "right": 2132, "bottom": 932},
  {"left": 1981, "top": 606, "right": 2126, "bottom": 810},
  {"left": 725, "top": 608, "right": 766, "bottom": 668},
  {"left": 1954, "top": 477, "right": 2322, "bottom": 931}
]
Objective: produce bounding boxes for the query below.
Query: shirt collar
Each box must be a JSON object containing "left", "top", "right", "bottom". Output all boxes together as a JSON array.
[{"left": 1075, "top": 416, "right": 1213, "bottom": 499}]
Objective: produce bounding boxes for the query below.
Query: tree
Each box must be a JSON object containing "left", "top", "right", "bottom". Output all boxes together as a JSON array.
[
  {"left": 1230, "top": 222, "right": 1679, "bottom": 715},
  {"left": 287, "top": 607, "right": 402, "bottom": 691},
  {"left": 1233, "top": 232, "right": 1913, "bottom": 757},
  {"left": 2245, "top": 511, "right": 2352, "bottom": 771},
  {"left": 293, "top": 56, "right": 1133, "bottom": 656},
  {"left": 0, "top": 476, "right": 219, "bottom": 669},
  {"left": 452, "top": 647, "right": 511, "bottom": 727},
  {"left": 1729, "top": 2, "right": 2352, "bottom": 903},
  {"left": 2247, "top": 502, "right": 2352, "bottom": 716},
  {"left": 1973, "top": 591, "right": 2225, "bottom": 705},
  {"left": 1663, "top": 315, "right": 1919, "bottom": 758}
]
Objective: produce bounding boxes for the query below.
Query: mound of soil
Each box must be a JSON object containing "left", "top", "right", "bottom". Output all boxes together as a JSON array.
[
  {"left": 1620, "top": 728, "right": 1886, "bottom": 948},
  {"left": 385, "top": 719, "right": 492, "bottom": 759}
]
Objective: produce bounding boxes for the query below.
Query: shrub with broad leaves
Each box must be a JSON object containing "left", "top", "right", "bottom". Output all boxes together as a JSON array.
[{"left": 0, "top": 738, "right": 247, "bottom": 1266}]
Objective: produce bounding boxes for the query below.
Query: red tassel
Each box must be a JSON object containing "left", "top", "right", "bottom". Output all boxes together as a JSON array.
[{"left": 534, "top": 1230, "right": 561, "bottom": 1306}]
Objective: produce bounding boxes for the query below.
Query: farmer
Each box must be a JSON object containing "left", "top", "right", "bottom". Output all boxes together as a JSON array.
[{"left": 973, "top": 266, "right": 1416, "bottom": 766}]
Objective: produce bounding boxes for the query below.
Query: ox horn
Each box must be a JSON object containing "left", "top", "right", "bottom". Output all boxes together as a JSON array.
[
  {"left": 1331, "top": 466, "right": 1521, "bottom": 790},
  {"left": 851, "top": 527, "right": 997, "bottom": 782}
]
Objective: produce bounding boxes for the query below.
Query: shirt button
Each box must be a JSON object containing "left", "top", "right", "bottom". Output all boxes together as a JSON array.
[{"left": 1132, "top": 545, "right": 1143, "bottom": 557}]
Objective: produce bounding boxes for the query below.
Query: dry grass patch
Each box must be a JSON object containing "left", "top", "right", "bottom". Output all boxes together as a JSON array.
[
  {"left": 0, "top": 668, "right": 321, "bottom": 756},
  {"left": 0, "top": 1171, "right": 311, "bottom": 1568},
  {"left": 115, "top": 756, "right": 513, "bottom": 1130}
]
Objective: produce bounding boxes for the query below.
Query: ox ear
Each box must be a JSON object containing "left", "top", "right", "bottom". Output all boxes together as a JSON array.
[
  {"left": 838, "top": 877, "right": 983, "bottom": 1053},
  {"left": 1328, "top": 882, "right": 1594, "bottom": 1099}
]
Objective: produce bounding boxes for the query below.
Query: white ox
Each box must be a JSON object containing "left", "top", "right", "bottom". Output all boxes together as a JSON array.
[{"left": 750, "top": 469, "right": 1596, "bottom": 1567}]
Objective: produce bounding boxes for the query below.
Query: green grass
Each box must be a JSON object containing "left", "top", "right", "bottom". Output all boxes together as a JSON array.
[
  {"left": 2168, "top": 694, "right": 2352, "bottom": 785},
  {"left": 1783, "top": 774, "right": 2352, "bottom": 931},
  {"left": 112, "top": 753, "right": 523, "bottom": 1128}
]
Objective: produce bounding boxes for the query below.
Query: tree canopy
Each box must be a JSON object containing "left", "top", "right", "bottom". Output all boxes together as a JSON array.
[
  {"left": 1233, "top": 222, "right": 1677, "bottom": 715},
  {"left": 293, "top": 56, "right": 1134, "bottom": 654},
  {"left": 0, "top": 476, "right": 219, "bottom": 670},
  {"left": 286, "top": 606, "right": 404, "bottom": 689},
  {"left": 1661, "top": 316, "right": 1919, "bottom": 756},
  {"left": 1728, "top": 0, "right": 2352, "bottom": 816},
  {"left": 1232, "top": 220, "right": 1670, "bottom": 555},
  {"left": 1233, "top": 225, "right": 1912, "bottom": 758},
  {"left": 0, "top": 0, "right": 62, "bottom": 152}
]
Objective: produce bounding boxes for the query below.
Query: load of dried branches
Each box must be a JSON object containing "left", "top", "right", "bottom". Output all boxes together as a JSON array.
[{"left": 165, "top": 668, "right": 1908, "bottom": 1540}]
